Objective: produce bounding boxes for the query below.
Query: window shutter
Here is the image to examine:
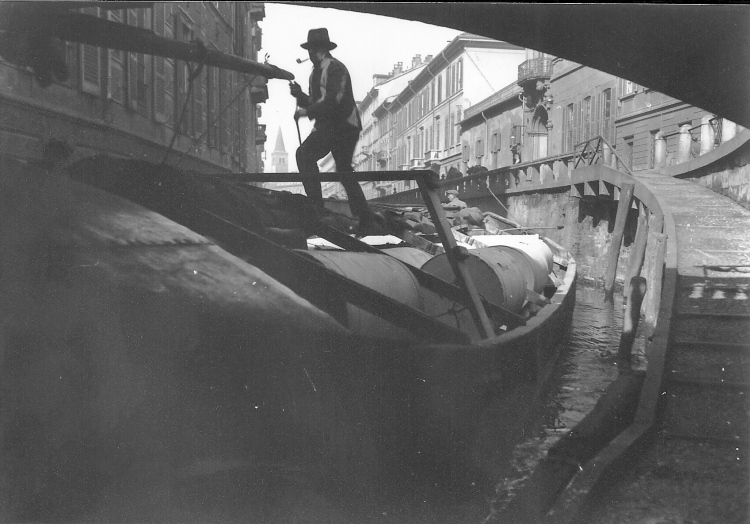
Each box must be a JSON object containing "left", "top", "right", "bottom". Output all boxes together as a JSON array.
[
  {"left": 209, "top": 67, "right": 219, "bottom": 148},
  {"left": 152, "top": 4, "right": 166, "bottom": 120},
  {"left": 81, "top": 7, "right": 101, "bottom": 95},
  {"left": 195, "top": 67, "right": 206, "bottom": 137},
  {"left": 127, "top": 9, "right": 138, "bottom": 109},
  {"left": 164, "top": 58, "right": 174, "bottom": 127},
  {"left": 232, "top": 73, "right": 240, "bottom": 155},
  {"left": 107, "top": 10, "right": 125, "bottom": 104},
  {"left": 164, "top": 9, "right": 174, "bottom": 127},
  {"left": 220, "top": 70, "right": 230, "bottom": 152}
]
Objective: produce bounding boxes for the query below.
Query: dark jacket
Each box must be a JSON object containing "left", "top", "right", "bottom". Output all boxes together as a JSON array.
[{"left": 297, "top": 56, "right": 361, "bottom": 133}]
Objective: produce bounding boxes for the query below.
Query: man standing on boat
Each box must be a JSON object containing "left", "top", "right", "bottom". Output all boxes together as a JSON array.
[{"left": 289, "top": 28, "right": 373, "bottom": 233}]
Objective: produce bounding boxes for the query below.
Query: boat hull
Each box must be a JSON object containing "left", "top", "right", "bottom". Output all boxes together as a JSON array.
[{"left": 0, "top": 156, "right": 577, "bottom": 518}]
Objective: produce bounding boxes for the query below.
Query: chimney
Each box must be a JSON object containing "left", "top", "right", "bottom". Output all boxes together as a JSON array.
[
  {"left": 425, "top": 55, "right": 433, "bottom": 63},
  {"left": 411, "top": 54, "right": 422, "bottom": 68},
  {"left": 393, "top": 62, "right": 403, "bottom": 75},
  {"left": 373, "top": 74, "right": 390, "bottom": 87}
]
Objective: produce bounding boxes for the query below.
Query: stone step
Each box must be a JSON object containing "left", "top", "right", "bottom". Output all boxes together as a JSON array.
[
  {"left": 662, "top": 381, "right": 749, "bottom": 442},
  {"left": 671, "top": 316, "right": 750, "bottom": 345},
  {"left": 668, "top": 340, "right": 750, "bottom": 384}
]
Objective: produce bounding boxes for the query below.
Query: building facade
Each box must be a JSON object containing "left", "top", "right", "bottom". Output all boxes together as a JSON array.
[
  {"left": 457, "top": 50, "right": 739, "bottom": 180},
  {"left": 353, "top": 57, "right": 426, "bottom": 198},
  {"left": 355, "top": 34, "right": 525, "bottom": 196},
  {"left": 0, "top": 2, "right": 268, "bottom": 173}
]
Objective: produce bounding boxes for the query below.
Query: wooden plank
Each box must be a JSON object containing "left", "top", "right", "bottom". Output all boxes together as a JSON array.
[
  {"left": 644, "top": 232, "right": 667, "bottom": 326},
  {"left": 604, "top": 181, "right": 635, "bottom": 296},
  {"left": 416, "top": 175, "right": 497, "bottom": 339}
]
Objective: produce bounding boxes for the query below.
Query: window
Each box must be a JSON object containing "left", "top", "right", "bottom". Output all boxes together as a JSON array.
[
  {"left": 437, "top": 74, "right": 442, "bottom": 104},
  {"left": 621, "top": 78, "right": 638, "bottom": 97},
  {"left": 600, "top": 88, "right": 613, "bottom": 142},
  {"left": 455, "top": 106, "right": 462, "bottom": 144},
  {"left": 581, "top": 96, "right": 591, "bottom": 143},
  {"left": 564, "top": 103, "right": 574, "bottom": 152},
  {"left": 435, "top": 116, "right": 441, "bottom": 151},
  {"left": 649, "top": 129, "right": 659, "bottom": 169},
  {"left": 491, "top": 131, "right": 500, "bottom": 168},
  {"left": 476, "top": 138, "right": 483, "bottom": 164},
  {"left": 457, "top": 58, "right": 463, "bottom": 91}
]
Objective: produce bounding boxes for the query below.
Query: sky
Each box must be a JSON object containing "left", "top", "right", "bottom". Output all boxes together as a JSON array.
[{"left": 258, "top": 3, "right": 462, "bottom": 172}]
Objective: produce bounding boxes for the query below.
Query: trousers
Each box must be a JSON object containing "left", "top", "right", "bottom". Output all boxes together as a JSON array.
[{"left": 295, "top": 126, "right": 369, "bottom": 221}]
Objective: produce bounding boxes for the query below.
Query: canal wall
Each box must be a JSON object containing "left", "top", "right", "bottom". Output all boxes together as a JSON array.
[{"left": 373, "top": 161, "right": 638, "bottom": 290}]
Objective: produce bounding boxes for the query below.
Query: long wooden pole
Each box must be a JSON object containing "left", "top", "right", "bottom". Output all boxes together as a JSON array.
[
  {"left": 415, "top": 173, "right": 496, "bottom": 339},
  {"left": 604, "top": 181, "right": 635, "bottom": 297},
  {"left": 0, "top": 8, "right": 295, "bottom": 80}
]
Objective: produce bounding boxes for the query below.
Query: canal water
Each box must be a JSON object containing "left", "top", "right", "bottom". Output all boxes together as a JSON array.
[{"left": 335, "top": 281, "right": 648, "bottom": 524}]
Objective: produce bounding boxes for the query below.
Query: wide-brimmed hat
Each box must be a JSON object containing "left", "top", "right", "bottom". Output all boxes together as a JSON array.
[
  {"left": 446, "top": 190, "right": 459, "bottom": 196},
  {"left": 301, "top": 28, "right": 337, "bottom": 50}
]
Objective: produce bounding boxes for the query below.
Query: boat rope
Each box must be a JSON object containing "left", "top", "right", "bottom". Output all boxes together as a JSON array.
[
  {"left": 486, "top": 183, "right": 527, "bottom": 230},
  {"left": 172, "top": 73, "right": 257, "bottom": 169},
  {"left": 161, "top": 57, "right": 205, "bottom": 166}
]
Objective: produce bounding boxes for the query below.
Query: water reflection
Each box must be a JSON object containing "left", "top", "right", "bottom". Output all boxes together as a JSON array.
[{"left": 488, "top": 283, "right": 647, "bottom": 518}]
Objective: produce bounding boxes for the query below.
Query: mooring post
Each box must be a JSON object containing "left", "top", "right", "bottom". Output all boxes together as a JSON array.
[
  {"left": 618, "top": 276, "right": 647, "bottom": 374},
  {"left": 604, "top": 181, "right": 635, "bottom": 297},
  {"left": 624, "top": 212, "right": 649, "bottom": 303}
]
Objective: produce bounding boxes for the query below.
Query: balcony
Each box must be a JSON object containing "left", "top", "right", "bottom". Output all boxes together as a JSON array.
[
  {"left": 255, "top": 124, "right": 266, "bottom": 145},
  {"left": 424, "top": 150, "right": 441, "bottom": 162},
  {"left": 517, "top": 57, "right": 553, "bottom": 87},
  {"left": 373, "top": 150, "right": 388, "bottom": 166}
]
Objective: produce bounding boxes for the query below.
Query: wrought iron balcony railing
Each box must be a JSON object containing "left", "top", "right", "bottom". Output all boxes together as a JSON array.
[{"left": 517, "top": 57, "right": 553, "bottom": 85}]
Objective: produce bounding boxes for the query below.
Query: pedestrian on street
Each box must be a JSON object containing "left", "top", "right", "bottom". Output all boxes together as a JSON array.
[
  {"left": 443, "top": 189, "right": 468, "bottom": 210},
  {"left": 289, "top": 28, "right": 373, "bottom": 232}
]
